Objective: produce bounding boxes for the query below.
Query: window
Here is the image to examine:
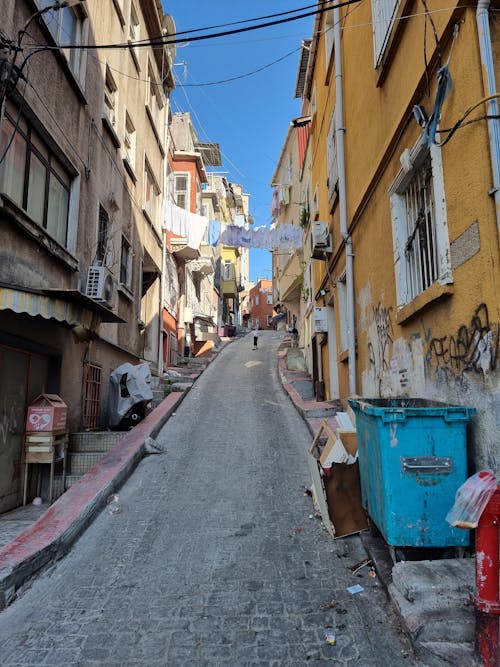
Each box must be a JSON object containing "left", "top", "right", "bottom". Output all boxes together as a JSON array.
[
  {"left": 174, "top": 174, "right": 189, "bottom": 210},
  {"left": 96, "top": 205, "right": 111, "bottom": 266},
  {"left": 390, "top": 140, "right": 451, "bottom": 307},
  {"left": 120, "top": 235, "right": 132, "bottom": 288},
  {"left": 82, "top": 362, "right": 102, "bottom": 430},
  {"left": 0, "top": 107, "right": 72, "bottom": 247},
  {"left": 196, "top": 178, "right": 202, "bottom": 213},
  {"left": 372, "top": 0, "right": 400, "bottom": 68},
  {"left": 327, "top": 110, "right": 338, "bottom": 200},
  {"left": 324, "top": 8, "right": 335, "bottom": 72},
  {"left": 223, "top": 260, "right": 234, "bottom": 281},
  {"left": 104, "top": 65, "right": 118, "bottom": 128},
  {"left": 147, "top": 61, "right": 163, "bottom": 130},
  {"left": 124, "top": 111, "right": 136, "bottom": 171},
  {"left": 39, "top": 0, "right": 87, "bottom": 81},
  {"left": 336, "top": 275, "right": 348, "bottom": 352},
  {"left": 144, "top": 161, "right": 159, "bottom": 222},
  {"left": 267, "top": 294, "right": 273, "bottom": 305},
  {"left": 129, "top": 3, "right": 140, "bottom": 70},
  {"left": 255, "top": 294, "right": 260, "bottom": 306}
]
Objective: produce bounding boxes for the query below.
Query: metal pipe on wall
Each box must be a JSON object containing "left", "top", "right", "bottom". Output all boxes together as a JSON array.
[
  {"left": 333, "top": 5, "right": 357, "bottom": 395},
  {"left": 476, "top": 0, "right": 500, "bottom": 236}
]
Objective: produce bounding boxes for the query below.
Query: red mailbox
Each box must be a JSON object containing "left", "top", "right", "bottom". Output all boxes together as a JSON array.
[{"left": 26, "top": 394, "right": 67, "bottom": 433}]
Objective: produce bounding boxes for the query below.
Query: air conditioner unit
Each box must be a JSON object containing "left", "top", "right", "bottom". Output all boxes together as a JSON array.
[
  {"left": 313, "top": 306, "right": 328, "bottom": 333},
  {"left": 311, "top": 221, "right": 332, "bottom": 259},
  {"left": 86, "top": 266, "right": 115, "bottom": 308}
]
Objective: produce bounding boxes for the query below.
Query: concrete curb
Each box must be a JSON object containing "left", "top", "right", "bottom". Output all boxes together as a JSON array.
[{"left": 0, "top": 391, "right": 187, "bottom": 610}]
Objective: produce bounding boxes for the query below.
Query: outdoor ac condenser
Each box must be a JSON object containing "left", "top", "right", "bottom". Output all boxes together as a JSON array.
[
  {"left": 85, "top": 266, "right": 115, "bottom": 307},
  {"left": 311, "top": 221, "right": 332, "bottom": 259}
]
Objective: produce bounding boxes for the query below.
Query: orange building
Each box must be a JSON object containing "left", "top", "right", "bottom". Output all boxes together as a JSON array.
[{"left": 249, "top": 279, "right": 276, "bottom": 330}]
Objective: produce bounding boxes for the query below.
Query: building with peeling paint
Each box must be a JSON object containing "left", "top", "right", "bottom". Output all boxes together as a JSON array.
[{"left": 281, "top": 1, "right": 499, "bottom": 472}]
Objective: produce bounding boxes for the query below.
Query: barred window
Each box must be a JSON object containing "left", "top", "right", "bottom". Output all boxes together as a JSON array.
[{"left": 390, "top": 141, "right": 452, "bottom": 306}]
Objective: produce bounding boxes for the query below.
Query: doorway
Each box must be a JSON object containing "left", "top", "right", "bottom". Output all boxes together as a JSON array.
[{"left": 0, "top": 345, "right": 49, "bottom": 513}]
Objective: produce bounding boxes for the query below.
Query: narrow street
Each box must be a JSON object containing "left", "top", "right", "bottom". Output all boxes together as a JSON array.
[{"left": 0, "top": 331, "right": 419, "bottom": 666}]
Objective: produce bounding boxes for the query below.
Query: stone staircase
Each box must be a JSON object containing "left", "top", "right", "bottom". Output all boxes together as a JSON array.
[{"left": 52, "top": 431, "right": 125, "bottom": 499}]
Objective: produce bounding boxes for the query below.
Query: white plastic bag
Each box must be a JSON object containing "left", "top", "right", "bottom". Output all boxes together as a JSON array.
[{"left": 446, "top": 471, "right": 497, "bottom": 529}]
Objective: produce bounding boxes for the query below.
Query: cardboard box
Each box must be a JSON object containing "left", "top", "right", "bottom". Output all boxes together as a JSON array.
[
  {"left": 26, "top": 394, "right": 67, "bottom": 433},
  {"left": 308, "top": 419, "right": 368, "bottom": 538}
]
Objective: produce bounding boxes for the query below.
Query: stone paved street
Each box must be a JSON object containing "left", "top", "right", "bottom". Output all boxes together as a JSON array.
[{"left": 0, "top": 331, "right": 422, "bottom": 666}]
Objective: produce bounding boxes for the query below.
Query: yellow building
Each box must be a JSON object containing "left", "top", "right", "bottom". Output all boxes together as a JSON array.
[{"left": 295, "top": 1, "right": 499, "bottom": 470}]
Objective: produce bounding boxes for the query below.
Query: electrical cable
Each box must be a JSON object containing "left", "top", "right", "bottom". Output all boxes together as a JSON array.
[
  {"left": 435, "top": 94, "right": 500, "bottom": 146},
  {"left": 176, "top": 47, "right": 302, "bottom": 87},
  {"left": 19, "top": 0, "right": 362, "bottom": 62},
  {"left": 162, "top": 1, "right": 336, "bottom": 40}
]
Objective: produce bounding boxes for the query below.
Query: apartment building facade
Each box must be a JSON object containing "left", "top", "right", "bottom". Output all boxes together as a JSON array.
[
  {"left": 280, "top": 0, "right": 499, "bottom": 471},
  {"left": 0, "top": 0, "right": 174, "bottom": 512}
]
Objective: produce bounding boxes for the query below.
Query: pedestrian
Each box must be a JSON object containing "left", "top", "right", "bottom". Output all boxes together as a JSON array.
[
  {"left": 290, "top": 327, "right": 299, "bottom": 348},
  {"left": 251, "top": 328, "right": 259, "bottom": 350}
]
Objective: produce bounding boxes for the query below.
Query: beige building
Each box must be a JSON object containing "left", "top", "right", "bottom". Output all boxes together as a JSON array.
[{"left": 0, "top": 0, "right": 174, "bottom": 512}]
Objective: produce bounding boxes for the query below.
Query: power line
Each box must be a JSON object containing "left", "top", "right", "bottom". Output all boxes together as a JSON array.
[
  {"left": 163, "top": 1, "right": 335, "bottom": 39},
  {"left": 19, "top": 0, "right": 360, "bottom": 60},
  {"left": 176, "top": 47, "right": 302, "bottom": 87}
]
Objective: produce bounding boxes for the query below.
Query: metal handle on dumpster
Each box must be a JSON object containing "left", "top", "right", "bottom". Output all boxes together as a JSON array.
[
  {"left": 401, "top": 456, "right": 452, "bottom": 474},
  {"left": 381, "top": 410, "right": 407, "bottom": 424}
]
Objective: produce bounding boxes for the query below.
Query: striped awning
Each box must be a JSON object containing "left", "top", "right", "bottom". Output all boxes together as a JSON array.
[{"left": 0, "top": 286, "right": 96, "bottom": 328}]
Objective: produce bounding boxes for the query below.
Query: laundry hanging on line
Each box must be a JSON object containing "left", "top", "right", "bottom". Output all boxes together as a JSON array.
[{"left": 162, "top": 200, "right": 208, "bottom": 250}]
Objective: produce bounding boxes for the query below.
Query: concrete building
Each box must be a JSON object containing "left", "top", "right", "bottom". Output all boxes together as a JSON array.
[
  {"left": 167, "top": 112, "right": 221, "bottom": 358},
  {"left": 270, "top": 113, "right": 311, "bottom": 345},
  {"left": 0, "top": 0, "right": 174, "bottom": 512},
  {"left": 277, "top": 1, "right": 499, "bottom": 471}
]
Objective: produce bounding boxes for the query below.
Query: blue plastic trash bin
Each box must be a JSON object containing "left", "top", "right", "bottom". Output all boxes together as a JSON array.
[{"left": 348, "top": 398, "right": 476, "bottom": 548}]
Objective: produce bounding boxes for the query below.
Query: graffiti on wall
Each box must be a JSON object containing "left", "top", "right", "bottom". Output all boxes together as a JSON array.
[
  {"left": 367, "top": 303, "right": 393, "bottom": 396},
  {"left": 427, "top": 304, "right": 498, "bottom": 380}
]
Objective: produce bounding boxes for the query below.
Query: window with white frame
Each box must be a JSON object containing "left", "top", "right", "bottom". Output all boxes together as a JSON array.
[
  {"left": 196, "top": 178, "right": 202, "bottom": 213},
  {"left": 120, "top": 234, "right": 133, "bottom": 289},
  {"left": 389, "top": 140, "right": 451, "bottom": 307},
  {"left": 372, "top": 0, "right": 401, "bottom": 68},
  {"left": 144, "top": 160, "right": 159, "bottom": 222},
  {"left": 327, "top": 109, "right": 338, "bottom": 200},
  {"left": 174, "top": 174, "right": 189, "bottom": 210},
  {"left": 124, "top": 111, "right": 136, "bottom": 170},
  {"left": 267, "top": 294, "right": 273, "bottom": 305},
  {"left": 223, "top": 260, "right": 234, "bottom": 281},
  {"left": 39, "top": 0, "right": 87, "bottom": 82},
  {"left": 104, "top": 65, "right": 118, "bottom": 128},
  {"left": 0, "top": 104, "right": 72, "bottom": 247},
  {"left": 324, "top": 8, "right": 335, "bottom": 72}
]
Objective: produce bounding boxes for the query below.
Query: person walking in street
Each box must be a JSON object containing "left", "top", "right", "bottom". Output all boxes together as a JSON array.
[{"left": 251, "top": 328, "right": 259, "bottom": 350}]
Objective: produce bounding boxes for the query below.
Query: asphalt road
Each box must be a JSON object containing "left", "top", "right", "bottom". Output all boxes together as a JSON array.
[{"left": 0, "top": 330, "right": 420, "bottom": 666}]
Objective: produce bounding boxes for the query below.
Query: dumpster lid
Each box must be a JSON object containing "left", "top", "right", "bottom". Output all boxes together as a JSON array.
[{"left": 348, "top": 397, "right": 476, "bottom": 419}]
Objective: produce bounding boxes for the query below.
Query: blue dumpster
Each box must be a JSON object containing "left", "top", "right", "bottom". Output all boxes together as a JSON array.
[{"left": 348, "top": 398, "right": 476, "bottom": 548}]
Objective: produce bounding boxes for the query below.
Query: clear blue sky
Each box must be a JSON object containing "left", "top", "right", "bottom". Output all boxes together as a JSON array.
[{"left": 163, "top": 1, "right": 313, "bottom": 283}]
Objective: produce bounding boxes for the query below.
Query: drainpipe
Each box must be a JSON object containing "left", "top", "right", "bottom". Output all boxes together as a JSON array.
[
  {"left": 158, "top": 97, "right": 171, "bottom": 373},
  {"left": 476, "top": 0, "right": 500, "bottom": 234},
  {"left": 333, "top": 6, "right": 356, "bottom": 395}
]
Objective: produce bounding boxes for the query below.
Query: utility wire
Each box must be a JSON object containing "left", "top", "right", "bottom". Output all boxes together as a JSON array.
[
  {"left": 161, "top": 1, "right": 336, "bottom": 39},
  {"left": 19, "top": 0, "right": 361, "bottom": 60},
  {"left": 176, "top": 47, "right": 302, "bottom": 87}
]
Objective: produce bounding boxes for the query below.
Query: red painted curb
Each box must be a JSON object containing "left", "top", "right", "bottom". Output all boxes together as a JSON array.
[{"left": 0, "top": 392, "right": 184, "bottom": 573}]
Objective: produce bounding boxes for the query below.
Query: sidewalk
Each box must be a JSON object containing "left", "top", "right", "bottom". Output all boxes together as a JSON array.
[{"left": 0, "top": 336, "right": 482, "bottom": 666}]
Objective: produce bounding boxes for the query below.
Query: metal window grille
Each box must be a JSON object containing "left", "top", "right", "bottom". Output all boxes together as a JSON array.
[
  {"left": 404, "top": 155, "right": 438, "bottom": 299},
  {"left": 82, "top": 362, "right": 102, "bottom": 430}
]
